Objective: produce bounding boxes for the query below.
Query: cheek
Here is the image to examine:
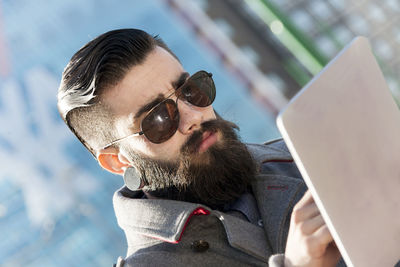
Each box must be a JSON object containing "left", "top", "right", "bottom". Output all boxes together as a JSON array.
[
  {"left": 131, "top": 136, "right": 183, "bottom": 161},
  {"left": 155, "top": 142, "right": 183, "bottom": 160},
  {"left": 204, "top": 106, "right": 217, "bottom": 120}
]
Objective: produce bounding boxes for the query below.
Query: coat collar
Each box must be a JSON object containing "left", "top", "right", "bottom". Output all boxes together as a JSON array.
[
  {"left": 113, "top": 187, "right": 272, "bottom": 262},
  {"left": 113, "top": 187, "right": 208, "bottom": 243},
  {"left": 246, "top": 140, "right": 293, "bottom": 169}
]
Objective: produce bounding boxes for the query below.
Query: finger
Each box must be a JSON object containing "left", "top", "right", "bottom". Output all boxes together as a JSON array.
[
  {"left": 313, "top": 224, "right": 334, "bottom": 246},
  {"left": 299, "top": 214, "right": 325, "bottom": 235},
  {"left": 295, "top": 190, "right": 314, "bottom": 208},
  {"left": 305, "top": 225, "right": 335, "bottom": 258},
  {"left": 291, "top": 201, "right": 320, "bottom": 223}
]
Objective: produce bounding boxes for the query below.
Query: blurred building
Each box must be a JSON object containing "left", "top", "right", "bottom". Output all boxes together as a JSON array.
[{"left": 176, "top": 0, "right": 400, "bottom": 102}]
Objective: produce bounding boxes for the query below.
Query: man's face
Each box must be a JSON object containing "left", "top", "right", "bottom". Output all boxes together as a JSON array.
[
  {"left": 102, "top": 46, "right": 255, "bottom": 207},
  {"left": 102, "top": 46, "right": 217, "bottom": 161}
]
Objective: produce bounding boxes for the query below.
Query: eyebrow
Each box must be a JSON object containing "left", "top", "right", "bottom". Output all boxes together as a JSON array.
[{"left": 134, "top": 72, "right": 190, "bottom": 119}]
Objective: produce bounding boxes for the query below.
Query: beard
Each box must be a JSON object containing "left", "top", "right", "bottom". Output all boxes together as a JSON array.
[{"left": 123, "top": 118, "right": 256, "bottom": 209}]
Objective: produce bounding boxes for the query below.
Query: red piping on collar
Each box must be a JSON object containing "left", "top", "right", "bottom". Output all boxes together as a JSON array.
[
  {"left": 142, "top": 207, "right": 210, "bottom": 244},
  {"left": 267, "top": 185, "right": 289, "bottom": 191},
  {"left": 259, "top": 159, "right": 293, "bottom": 172}
]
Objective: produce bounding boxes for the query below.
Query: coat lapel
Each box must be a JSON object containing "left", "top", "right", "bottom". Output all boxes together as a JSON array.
[
  {"left": 248, "top": 140, "right": 307, "bottom": 253},
  {"left": 213, "top": 210, "right": 272, "bottom": 262},
  {"left": 252, "top": 174, "right": 306, "bottom": 253}
]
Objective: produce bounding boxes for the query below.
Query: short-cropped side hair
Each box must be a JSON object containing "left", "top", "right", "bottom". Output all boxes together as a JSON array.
[{"left": 57, "top": 29, "right": 176, "bottom": 156}]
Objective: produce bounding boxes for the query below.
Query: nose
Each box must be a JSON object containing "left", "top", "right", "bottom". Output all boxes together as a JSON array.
[{"left": 177, "top": 99, "right": 203, "bottom": 135}]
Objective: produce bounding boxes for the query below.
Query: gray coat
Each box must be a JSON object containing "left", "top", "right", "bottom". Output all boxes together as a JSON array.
[{"left": 112, "top": 139, "right": 336, "bottom": 266}]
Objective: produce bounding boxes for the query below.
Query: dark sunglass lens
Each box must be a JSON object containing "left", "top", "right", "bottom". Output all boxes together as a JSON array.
[
  {"left": 180, "top": 71, "right": 216, "bottom": 107},
  {"left": 141, "top": 99, "right": 179, "bottom": 143}
]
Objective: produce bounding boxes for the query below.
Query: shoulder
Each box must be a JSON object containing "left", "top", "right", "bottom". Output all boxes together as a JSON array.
[
  {"left": 246, "top": 138, "right": 291, "bottom": 162},
  {"left": 246, "top": 138, "right": 302, "bottom": 179}
]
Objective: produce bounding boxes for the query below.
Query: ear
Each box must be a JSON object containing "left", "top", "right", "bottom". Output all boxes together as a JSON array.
[{"left": 97, "top": 148, "right": 130, "bottom": 175}]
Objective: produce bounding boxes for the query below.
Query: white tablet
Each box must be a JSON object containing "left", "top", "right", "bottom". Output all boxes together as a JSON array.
[{"left": 277, "top": 37, "right": 400, "bottom": 267}]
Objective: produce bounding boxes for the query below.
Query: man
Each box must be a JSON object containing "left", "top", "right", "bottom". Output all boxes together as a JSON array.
[{"left": 57, "top": 29, "right": 342, "bottom": 266}]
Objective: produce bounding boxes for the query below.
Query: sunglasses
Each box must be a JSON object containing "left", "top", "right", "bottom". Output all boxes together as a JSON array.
[{"left": 102, "top": 70, "right": 216, "bottom": 148}]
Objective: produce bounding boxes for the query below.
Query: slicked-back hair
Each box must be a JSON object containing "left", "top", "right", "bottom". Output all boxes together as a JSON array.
[{"left": 57, "top": 29, "right": 177, "bottom": 157}]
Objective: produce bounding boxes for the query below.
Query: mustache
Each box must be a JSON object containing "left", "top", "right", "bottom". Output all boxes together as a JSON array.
[{"left": 180, "top": 118, "right": 239, "bottom": 154}]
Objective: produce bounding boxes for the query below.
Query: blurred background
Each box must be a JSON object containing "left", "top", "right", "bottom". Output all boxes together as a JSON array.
[{"left": 0, "top": 0, "right": 398, "bottom": 266}]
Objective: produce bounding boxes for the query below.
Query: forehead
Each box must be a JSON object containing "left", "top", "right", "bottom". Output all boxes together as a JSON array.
[{"left": 102, "top": 46, "right": 184, "bottom": 120}]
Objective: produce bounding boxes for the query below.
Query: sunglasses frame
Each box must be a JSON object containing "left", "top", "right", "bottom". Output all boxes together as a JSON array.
[{"left": 101, "top": 70, "right": 215, "bottom": 149}]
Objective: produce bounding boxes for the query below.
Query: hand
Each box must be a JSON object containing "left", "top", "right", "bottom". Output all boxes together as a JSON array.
[{"left": 284, "top": 190, "right": 341, "bottom": 267}]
